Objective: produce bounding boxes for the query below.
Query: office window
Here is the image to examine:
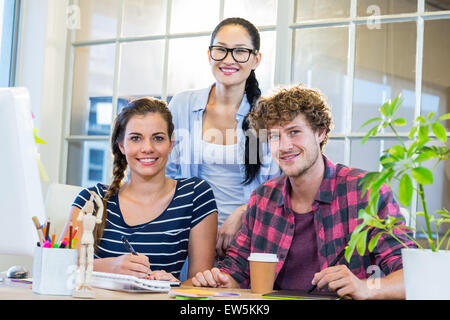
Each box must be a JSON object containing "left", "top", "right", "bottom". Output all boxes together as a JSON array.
[
  {"left": 64, "top": 0, "right": 277, "bottom": 188},
  {"left": 295, "top": 0, "right": 350, "bottom": 21},
  {"left": 292, "top": 26, "right": 348, "bottom": 134},
  {"left": 357, "top": 0, "right": 417, "bottom": 16},
  {"left": 64, "top": 1, "right": 449, "bottom": 238},
  {"left": 291, "top": 0, "right": 450, "bottom": 237},
  {"left": 353, "top": 21, "right": 417, "bottom": 132}
]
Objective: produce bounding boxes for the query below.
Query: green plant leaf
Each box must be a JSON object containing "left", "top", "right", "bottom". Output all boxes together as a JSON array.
[
  {"left": 345, "top": 230, "right": 360, "bottom": 262},
  {"left": 368, "top": 232, "right": 383, "bottom": 252},
  {"left": 416, "top": 116, "right": 427, "bottom": 124},
  {"left": 379, "top": 101, "right": 391, "bottom": 118},
  {"left": 389, "top": 95, "right": 402, "bottom": 116},
  {"left": 359, "top": 117, "right": 382, "bottom": 130},
  {"left": 431, "top": 122, "right": 447, "bottom": 142},
  {"left": 380, "top": 156, "right": 397, "bottom": 165},
  {"left": 414, "top": 150, "right": 436, "bottom": 163},
  {"left": 386, "top": 216, "right": 404, "bottom": 228},
  {"left": 392, "top": 95, "right": 404, "bottom": 115},
  {"left": 345, "top": 242, "right": 355, "bottom": 263},
  {"left": 437, "top": 113, "right": 450, "bottom": 121},
  {"left": 361, "top": 126, "right": 379, "bottom": 144},
  {"left": 366, "top": 216, "right": 385, "bottom": 229},
  {"left": 427, "top": 112, "right": 435, "bottom": 121},
  {"left": 418, "top": 125, "right": 429, "bottom": 141},
  {"left": 411, "top": 167, "right": 434, "bottom": 185},
  {"left": 393, "top": 118, "right": 406, "bottom": 126},
  {"left": 357, "top": 229, "right": 369, "bottom": 256},
  {"left": 408, "top": 125, "right": 418, "bottom": 139},
  {"left": 407, "top": 141, "right": 418, "bottom": 157},
  {"left": 360, "top": 172, "right": 380, "bottom": 196},
  {"left": 388, "top": 145, "right": 405, "bottom": 159},
  {"left": 399, "top": 173, "right": 413, "bottom": 207}
]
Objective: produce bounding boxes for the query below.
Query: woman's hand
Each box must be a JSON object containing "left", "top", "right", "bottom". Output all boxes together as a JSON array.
[
  {"left": 148, "top": 270, "right": 179, "bottom": 282},
  {"left": 95, "top": 253, "right": 151, "bottom": 278},
  {"left": 216, "top": 205, "right": 247, "bottom": 256},
  {"left": 192, "top": 268, "right": 234, "bottom": 288}
]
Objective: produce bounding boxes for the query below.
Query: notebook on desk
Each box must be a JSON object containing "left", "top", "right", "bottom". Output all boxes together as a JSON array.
[
  {"left": 262, "top": 289, "right": 338, "bottom": 300},
  {"left": 91, "top": 271, "right": 180, "bottom": 293}
]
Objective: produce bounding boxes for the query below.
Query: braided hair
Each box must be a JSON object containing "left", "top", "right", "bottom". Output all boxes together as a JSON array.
[
  {"left": 210, "top": 17, "right": 262, "bottom": 184},
  {"left": 93, "top": 97, "right": 174, "bottom": 250}
]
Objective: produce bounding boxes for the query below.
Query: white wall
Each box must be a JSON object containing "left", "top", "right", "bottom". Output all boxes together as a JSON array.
[{"left": 1, "top": 0, "right": 69, "bottom": 273}]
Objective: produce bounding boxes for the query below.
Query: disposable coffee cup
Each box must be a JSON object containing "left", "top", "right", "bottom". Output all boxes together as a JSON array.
[{"left": 248, "top": 253, "right": 278, "bottom": 294}]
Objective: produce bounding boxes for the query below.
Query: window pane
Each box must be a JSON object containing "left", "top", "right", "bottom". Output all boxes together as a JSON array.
[
  {"left": 350, "top": 138, "right": 380, "bottom": 172},
  {"left": 70, "top": 44, "right": 116, "bottom": 135},
  {"left": 357, "top": 0, "right": 417, "bottom": 16},
  {"left": 292, "top": 26, "right": 348, "bottom": 133},
  {"left": 76, "top": 0, "right": 120, "bottom": 41},
  {"left": 122, "top": 0, "right": 167, "bottom": 37},
  {"left": 67, "top": 141, "right": 110, "bottom": 188},
  {"left": 422, "top": 19, "right": 450, "bottom": 131},
  {"left": 119, "top": 40, "right": 165, "bottom": 97},
  {"left": 170, "top": 0, "right": 219, "bottom": 33},
  {"left": 323, "top": 139, "right": 345, "bottom": 165},
  {"left": 167, "top": 36, "right": 214, "bottom": 96},
  {"left": 0, "top": 0, "right": 15, "bottom": 87},
  {"left": 425, "top": 0, "right": 450, "bottom": 12},
  {"left": 224, "top": 0, "right": 277, "bottom": 26},
  {"left": 353, "top": 22, "right": 416, "bottom": 133},
  {"left": 295, "top": 0, "right": 350, "bottom": 21},
  {"left": 257, "top": 31, "right": 276, "bottom": 96}
]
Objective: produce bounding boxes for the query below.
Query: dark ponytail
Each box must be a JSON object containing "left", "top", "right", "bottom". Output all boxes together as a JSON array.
[
  {"left": 211, "top": 17, "right": 262, "bottom": 184},
  {"left": 242, "top": 69, "right": 262, "bottom": 184}
]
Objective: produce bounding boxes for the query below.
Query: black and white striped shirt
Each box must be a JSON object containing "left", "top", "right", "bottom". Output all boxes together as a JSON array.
[{"left": 72, "top": 177, "right": 217, "bottom": 279}]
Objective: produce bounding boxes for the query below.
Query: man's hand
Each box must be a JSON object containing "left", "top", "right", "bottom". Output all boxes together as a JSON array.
[
  {"left": 311, "top": 265, "right": 370, "bottom": 300},
  {"left": 192, "top": 268, "right": 234, "bottom": 288},
  {"left": 216, "top": 205, "right": 247, "bottom": 256}
]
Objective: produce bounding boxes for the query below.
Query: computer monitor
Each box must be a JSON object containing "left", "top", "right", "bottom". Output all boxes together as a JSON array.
[{"left": 0, "top": 87, "right": 46, "bottom": 256}]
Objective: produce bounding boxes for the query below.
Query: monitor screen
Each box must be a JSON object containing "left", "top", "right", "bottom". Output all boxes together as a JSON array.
[{"left": 0, "top": 87, "right": 46, "bottom": 256}]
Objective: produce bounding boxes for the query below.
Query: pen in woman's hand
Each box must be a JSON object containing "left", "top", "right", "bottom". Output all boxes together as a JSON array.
[{"left": 121, "top": 236, "right": 138, "bottom": 256}]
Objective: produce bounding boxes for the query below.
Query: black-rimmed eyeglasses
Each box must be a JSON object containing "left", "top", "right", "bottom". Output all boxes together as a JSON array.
[{"left": 209, "top": 45, "right": 257, "bottom": 63}]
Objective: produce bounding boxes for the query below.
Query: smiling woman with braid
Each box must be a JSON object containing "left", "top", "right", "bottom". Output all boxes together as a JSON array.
[{"left": 63, "top": 97, "right": 218, "bottom": 282}]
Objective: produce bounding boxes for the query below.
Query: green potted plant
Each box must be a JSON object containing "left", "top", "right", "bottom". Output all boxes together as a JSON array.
[{"left": 345, "top": 95, "right": 450, "bottom": 299}]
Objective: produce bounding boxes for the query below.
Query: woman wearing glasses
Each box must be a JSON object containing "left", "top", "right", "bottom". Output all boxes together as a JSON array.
[{"left": 167, "top": 17, "right": 280, "bottom": 260}]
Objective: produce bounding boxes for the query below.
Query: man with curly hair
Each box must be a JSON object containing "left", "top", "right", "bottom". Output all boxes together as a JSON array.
[{"left": 191, "top": 85, "right": 416, "bottom": 299}]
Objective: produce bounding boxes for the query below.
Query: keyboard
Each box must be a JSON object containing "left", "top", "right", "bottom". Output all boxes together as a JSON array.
[{"left": 91, "top": 271, "right": 180, "bottom": 293}]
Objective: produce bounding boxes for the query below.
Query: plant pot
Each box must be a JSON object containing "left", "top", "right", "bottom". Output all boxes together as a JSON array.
[{"left": 402, "top": 248, "right": 450, "bottom": 300}]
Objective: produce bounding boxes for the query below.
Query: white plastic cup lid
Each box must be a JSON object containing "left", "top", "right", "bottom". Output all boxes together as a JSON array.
[{"left": 247, "top": 253, "right": 279, "bottom": 262}]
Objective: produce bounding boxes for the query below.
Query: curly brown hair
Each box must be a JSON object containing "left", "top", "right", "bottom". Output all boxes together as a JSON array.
[{"left": 248, "top": 84, "right": 333, "bottom": 150}]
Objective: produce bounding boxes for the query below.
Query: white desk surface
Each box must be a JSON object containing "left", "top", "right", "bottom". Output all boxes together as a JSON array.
[{"left": 0, "top": 280, "right": 262, "bottom": 300}]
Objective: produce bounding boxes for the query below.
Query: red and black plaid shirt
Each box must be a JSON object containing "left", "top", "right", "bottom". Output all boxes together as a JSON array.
[{"left": 218, "top": 156, "right": 416, "bottom": 288}]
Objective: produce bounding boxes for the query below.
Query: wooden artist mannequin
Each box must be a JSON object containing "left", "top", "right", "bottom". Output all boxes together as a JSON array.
[{"left": 72, "top": 191, "right": 103, "bottom": 298}]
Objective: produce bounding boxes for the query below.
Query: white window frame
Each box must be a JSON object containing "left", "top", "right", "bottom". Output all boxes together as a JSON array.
[{"left": 61, "top": 0, "right": 450, "bottom": 233}]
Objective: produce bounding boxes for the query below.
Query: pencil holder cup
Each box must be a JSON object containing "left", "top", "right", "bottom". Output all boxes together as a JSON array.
[{"left": 32, "top": 246, "right": 78, "bottom": 295}]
